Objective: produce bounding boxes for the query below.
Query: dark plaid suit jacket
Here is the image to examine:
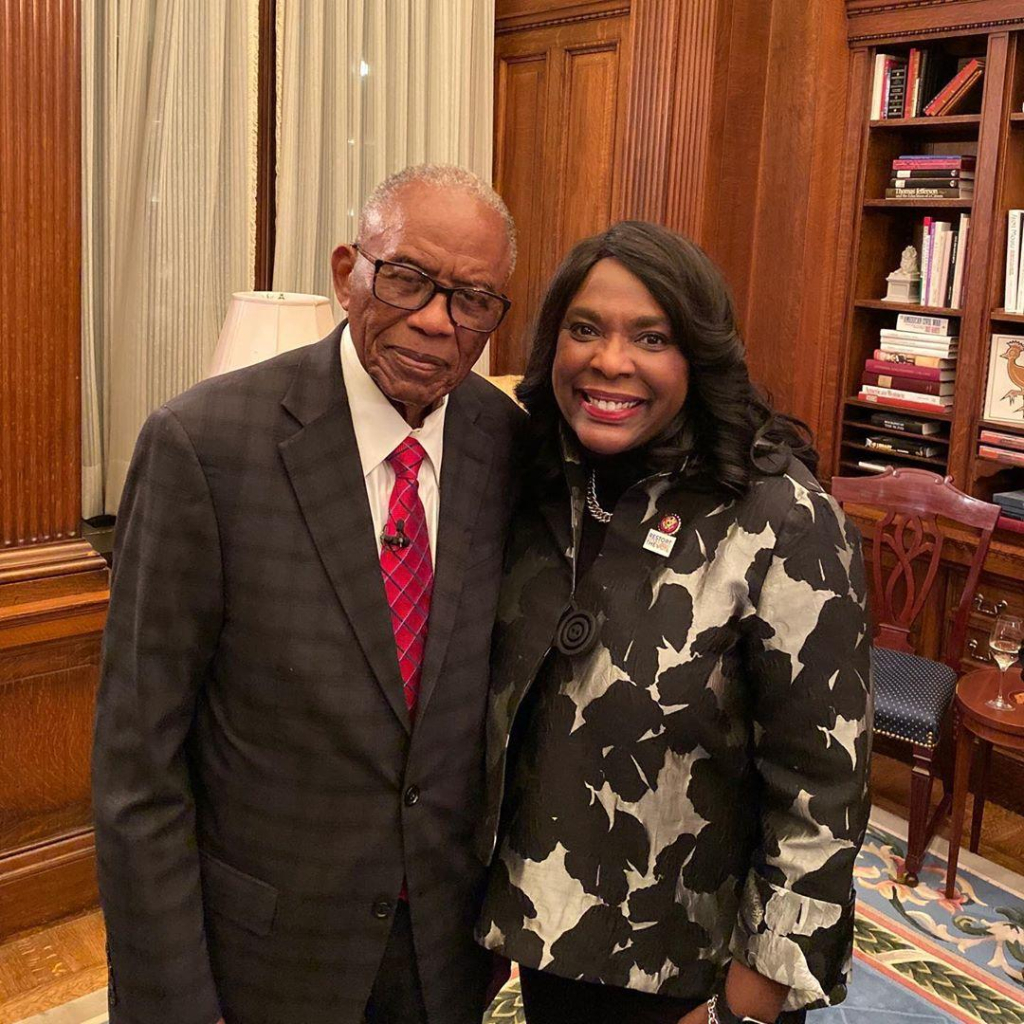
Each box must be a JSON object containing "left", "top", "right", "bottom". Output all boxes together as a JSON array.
[{"left": 92, "top": 324, "right": 524, "bottom": 1024}]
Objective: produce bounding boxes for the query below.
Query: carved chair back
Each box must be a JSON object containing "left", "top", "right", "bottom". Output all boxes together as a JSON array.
[{"left": 831, "top": 468, "right": 1001, "bottom": 669}]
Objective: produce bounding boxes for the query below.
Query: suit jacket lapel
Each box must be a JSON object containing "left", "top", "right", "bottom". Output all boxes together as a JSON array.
[
  {"left": 278, "top": 326, "right": 410, "bottom": 732},
  {"left": 414, "top": 382, "right": 493, "bottom": 719}
]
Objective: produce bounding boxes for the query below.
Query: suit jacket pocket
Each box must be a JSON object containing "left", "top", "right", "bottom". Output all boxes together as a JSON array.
[{"left": 200, "top": 850, "right": 278, "bottom": 937}]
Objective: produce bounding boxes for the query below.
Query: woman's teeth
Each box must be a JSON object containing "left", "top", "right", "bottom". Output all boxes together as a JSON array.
[{"left": 585, "top": 394, "right": 642, "bottom": 411}]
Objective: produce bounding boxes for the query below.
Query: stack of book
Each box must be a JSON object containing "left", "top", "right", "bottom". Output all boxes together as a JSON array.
[
  {"left": 886, "top": 154, "right": 975, "bottom": 199},
  {"left": 993, "top": 488, "right": 1024, "bottom": 523},
  {"left": 857, "top": 312, "right": 958, "bottom": 415},
  {"left": 979, "top": 428, "right": 1024, "bottom": 467},
  {"left": 1003, "top": 211, "right": 1024, "bottom": 313},
  {"left": 871, "top": 50, "right": 985, "bottom": 119}
]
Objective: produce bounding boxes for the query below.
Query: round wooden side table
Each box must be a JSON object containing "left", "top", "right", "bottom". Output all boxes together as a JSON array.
[{"left": 944, "top": 666, "right": 1024, "bottom": 899}]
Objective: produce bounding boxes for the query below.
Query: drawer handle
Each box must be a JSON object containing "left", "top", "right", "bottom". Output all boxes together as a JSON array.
[
  {"left": 967, "top": 638, "right": 978, "bottom": 654},
  {"left": 973, "top": 594, "right": 1008, "bottom": 617}
]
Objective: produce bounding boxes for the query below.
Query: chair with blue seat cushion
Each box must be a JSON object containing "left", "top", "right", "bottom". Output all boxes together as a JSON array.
[{"left": 832, "top": 467, "right": 1000, "bottom": 885}]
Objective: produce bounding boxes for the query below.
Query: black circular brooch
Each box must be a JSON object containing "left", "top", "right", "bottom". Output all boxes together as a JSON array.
[{"left": 554, "top": 607, "right": 599, "bottom": 658}]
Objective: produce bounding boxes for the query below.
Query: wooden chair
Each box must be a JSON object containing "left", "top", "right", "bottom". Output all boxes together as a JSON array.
[{"left": 831, "top": 467, "right": 1000, "bottom": 885}]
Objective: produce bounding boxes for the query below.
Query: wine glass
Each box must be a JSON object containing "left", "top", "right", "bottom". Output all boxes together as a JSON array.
[{"left": 986, "top": 614, "right": 1024, "bottom": 711}]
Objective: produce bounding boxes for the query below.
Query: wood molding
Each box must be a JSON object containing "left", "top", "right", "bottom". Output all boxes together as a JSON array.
[
  {"left": 254, "top": 0, "right": 277, "bottom": 290},
  {"left": 496, "top": 0, "right": 629, "bottom": 34},
  {"left": 845, "top": 0, "right": 1024, "bottom": 42},
  {"left": 0, "top": 0, "right": 83, "bottom": 548},
  {"left": 0, "top": 541, "right": 107, "bottom": 586},
  {"left": 0, "top": 832, "right": 98, "bottom": 940}
]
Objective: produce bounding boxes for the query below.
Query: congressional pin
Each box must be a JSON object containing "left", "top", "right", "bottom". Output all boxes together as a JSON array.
[{"left": 643, "top": 513, "right": 681, "bottom": 557}]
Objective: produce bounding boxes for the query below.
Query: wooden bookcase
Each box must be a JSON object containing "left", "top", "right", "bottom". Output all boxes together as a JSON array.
[{"left": 828, "top": 5, "right": 1024, "bottom": 809}]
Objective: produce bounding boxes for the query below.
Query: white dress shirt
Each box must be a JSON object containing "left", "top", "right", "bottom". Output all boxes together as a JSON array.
[{"left": 340, "top": 324, "right": 446, "bottom": 561}]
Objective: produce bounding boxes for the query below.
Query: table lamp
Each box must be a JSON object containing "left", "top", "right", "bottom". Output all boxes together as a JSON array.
[{"left": 207, "top": 291, "right": 336, "bottom": 378}]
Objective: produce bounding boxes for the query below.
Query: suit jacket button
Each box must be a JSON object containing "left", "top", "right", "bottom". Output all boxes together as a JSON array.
[
  {"left": 404, "top": 785, "right": 420, "bottom": 806},
  {"left": 372, "top": 898, "right": 394, "bottom": 919}
]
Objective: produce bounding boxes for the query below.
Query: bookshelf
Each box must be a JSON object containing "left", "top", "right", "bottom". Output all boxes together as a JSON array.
[{"left": 830, "top": 22, "right": 1024, "bottom": 557}]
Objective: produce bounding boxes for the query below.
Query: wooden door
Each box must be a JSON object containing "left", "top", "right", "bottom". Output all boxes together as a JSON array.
[{"left": 492, "top": 9, "right": 631, "bottom": 374}]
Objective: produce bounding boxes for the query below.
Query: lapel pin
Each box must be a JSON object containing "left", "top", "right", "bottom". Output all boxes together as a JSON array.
[{"left": 643, "top": 513, "right": 681, "bottom": 557}]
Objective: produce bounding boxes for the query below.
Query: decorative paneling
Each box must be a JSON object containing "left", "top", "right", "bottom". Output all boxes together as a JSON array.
[
  {"left": 494, "top": 53, "right": 550, "bottom": 373},
  {"left": 0, "top": 0, "right": 82, "bottom": 548},
  {"left": 492, "top": 7, "right": 630, "bottom": 373}
]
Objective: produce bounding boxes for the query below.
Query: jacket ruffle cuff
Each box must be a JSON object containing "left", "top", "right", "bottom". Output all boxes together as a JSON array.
[{"left": 728, "top": 870, "right": 855, "bottom": 1012}]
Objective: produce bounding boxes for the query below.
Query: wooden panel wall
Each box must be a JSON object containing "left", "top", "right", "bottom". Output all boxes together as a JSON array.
[
  {"left": 493, "top": 4, "right": 631, "bottom": 373},
  {"left": 1, "top": 0, "right": 83, "bottom": 548},
  {"left": 0, "top": 0, "right": 109, "bottom": 940}
]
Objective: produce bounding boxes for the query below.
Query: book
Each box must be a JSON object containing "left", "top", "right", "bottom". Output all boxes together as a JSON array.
[
  {"left": 887, "top": 63, "right": 909, "bottom": 119},
  {"left": 904, "top": 48, "right": 921, "bottom": 117},
  {"left": 924, "top": 58, "right": 985, "bottom": 115},
  {"left": 920, "top": 216, "right": 933, "bottom": 307},
  {"left": 880, "top": 342, "right": 959, "bottom": 359},
  {"left": 857, "top": 392, "right": 952, "bottom": 416},
  {"left": 861, "top": 372, "right": 954, "bottom": 396},
  {"left": 979, "top": 445, "right": 1024, "bottom": 466},
  {"left": 983, "top": 334, "right": 1024, "bottom": 425},
  {"left": 880, "top": 328, "right": 958, "bottom": 349},
  {"left": 892, "top": 156, "right": 975, "bottom": 169},
  {"left": 950, "top": 213, "right": 970, "bottom": 308},
  {"left": 865, "top": 358, "right": 954, "bottom": 380},
  {"left": 885, "top": 187, "right": 972, "bottom": 198},
  {"left": 994, "top": 488, "right": 1024, "bottom": 513},
  {"left": 940, "top": 63, "right": 985, "bottom": 115},
  {"left": 1005, "top": 211, "right": 1023, "bottom": 313},
  {"left": 890, "top": 177, "right": 974, "bottom": 189},
  {"left": 945, "top": 227, "right": 960, "bottom": 307},
  {"left": 869, "top": 411, "right": 941, "bottom": 434},
  {"left": 980, "top": 429, "right": 1024, "bottom": 452},
  {"left": 860, "top": 384, "right": 953, "bottom": 406},
  {"left": 894, "top": 313, "right": 956, "bottom": 336},
  {"left": 857, "top": 459, "right": 895, "bottom": 473},
  {"left": 934, "top": 225, "right": 953, "bottom": 308},
  {"left": 872, "top": 349, "right": 955, "bottom": 368},
  {"left": 894, "top": 168, "right": 974, "bottom": 179},
  {"left": 866, "top": 435, "right": 942, "bottom": 458},
  {"left": 872, "top": 54, "right": 901, "bottom": 119}
]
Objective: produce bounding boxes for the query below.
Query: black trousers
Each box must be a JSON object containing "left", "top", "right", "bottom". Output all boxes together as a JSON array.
[
  {"left": 364, "top": 901, "right": 429, "bottom": 1024},
  {"left": 519, "top": 967, "right": 703, "bottom": 1024}
]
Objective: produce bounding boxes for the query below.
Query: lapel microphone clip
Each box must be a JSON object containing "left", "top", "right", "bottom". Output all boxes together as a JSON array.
[{"left": 381, "top": 518, "right": 410, "bottom": 549}]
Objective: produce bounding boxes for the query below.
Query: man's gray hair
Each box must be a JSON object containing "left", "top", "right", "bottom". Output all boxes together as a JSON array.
[{"left": 358, "top": 164, "right": 517, "bottom": 274}]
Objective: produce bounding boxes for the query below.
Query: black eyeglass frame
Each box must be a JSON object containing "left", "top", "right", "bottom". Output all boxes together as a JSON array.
[{"left": 354, "top": 245, "right": 511, "bottom": 333}]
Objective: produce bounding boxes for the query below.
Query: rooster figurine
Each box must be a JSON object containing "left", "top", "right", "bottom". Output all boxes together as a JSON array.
[{"left": 1000, "top": 338, "right": 1024, "bottom": 412}]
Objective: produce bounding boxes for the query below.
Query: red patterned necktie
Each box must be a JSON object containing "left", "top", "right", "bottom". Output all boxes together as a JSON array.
[{"left": 380, "top": 437, "right": 434, "bottom": 716}]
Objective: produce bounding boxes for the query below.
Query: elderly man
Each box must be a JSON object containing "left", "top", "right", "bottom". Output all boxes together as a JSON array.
[{"left": 92, "top": 165, "right": 522, "bottom": 1024}]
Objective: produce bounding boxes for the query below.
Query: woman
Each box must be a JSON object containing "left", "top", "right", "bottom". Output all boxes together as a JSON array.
[{"left": 477, "top": 222, "right": 872, "bottom": 1024}]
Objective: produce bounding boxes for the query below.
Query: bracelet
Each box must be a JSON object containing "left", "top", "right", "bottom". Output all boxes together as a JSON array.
[{"left": 708, "top": 992, "right": 774, "bottom": 1024}]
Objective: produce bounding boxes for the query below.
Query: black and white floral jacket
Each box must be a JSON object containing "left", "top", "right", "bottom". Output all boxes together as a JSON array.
[{"left": 476, "top": 453, "right": 873, "bottom": 1013}]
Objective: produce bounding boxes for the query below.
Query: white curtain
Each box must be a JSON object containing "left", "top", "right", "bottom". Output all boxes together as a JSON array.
[
  {"left": 272, "top": 0, "right": 495, "bottom": 309},
  {"left": 81, "top": 0, "right": 259, "bottom": 516}
]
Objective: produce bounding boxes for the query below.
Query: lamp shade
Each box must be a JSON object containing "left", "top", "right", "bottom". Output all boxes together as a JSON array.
[{"left": 207, "top": 291, "right": 336, "bottom": 377}]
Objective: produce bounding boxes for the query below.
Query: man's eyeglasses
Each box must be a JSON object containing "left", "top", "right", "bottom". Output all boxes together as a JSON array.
[{"left": 355, "top": 246, "right": 511, "bottom": 334}]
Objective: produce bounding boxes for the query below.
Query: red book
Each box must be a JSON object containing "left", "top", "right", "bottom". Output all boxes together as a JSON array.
[
  {"left": 861, "top": 372, "right": 954, "bottom": 396},
  {"left": 904, "top": 48, "right": 920, "bottom": 117},
  {"left": 924, "top": 58, "right": 984, "bottom": 116},
  {"left": 980, "top": 429, "right": 1024, "bottom": 452},
  {"left": 864, "top": 359, "right": 953, "bottom": 381},
  {"left": 857, "top": 392, "right": 951, "bottom": 416},
  {"left": 893, "top": 156, "right": 975, "bottom": 169},
  {"left": 979, "top": 445, "right": 1024, "bottom": 467}
]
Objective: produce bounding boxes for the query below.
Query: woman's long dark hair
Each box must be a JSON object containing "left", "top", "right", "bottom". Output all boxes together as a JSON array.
[{"left": 516, "top": 221, "right": 818, "bottom": 495}]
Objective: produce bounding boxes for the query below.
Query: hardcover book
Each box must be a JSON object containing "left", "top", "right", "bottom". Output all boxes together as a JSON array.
[
  {"left": 865, "top": 435, "right": 942, "bottom": 458},
  {"left": 861, "top": 372, "right": 954, "bottom": 396},
  {"left": 868, "top": 411, "right": 941, "bottom": 434},
  {"left": 980, "top": 429, "right": 1024, "bottom": 452},
  {"left": 872, "top": 350, "right": 956, "bottom": 369},
  {"left": 864, "top": 359, "right": 954, "bottom": 381},
  {"left": 983, "top": 334, "right": 1024, "bottom": 426}
]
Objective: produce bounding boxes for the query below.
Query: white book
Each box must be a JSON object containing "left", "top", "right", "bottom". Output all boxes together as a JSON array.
[
  {"left": 860, "top": 385, "right": 953, "bottom": 406},
  {"left": 929, "top": 222, "right": 951, "bottom": 306},
  {"left": 880, "top": 341, "right": 959, "bottom": 357},
  {"left": 935, "top": 227, "right": 953, "bottom": 308},
  {"left": 950, "top": 213, "right": 969, "bottom": 309},
  {"left": 1005, "top": 210, "right": 1023, "bottom": 312},
  {"left": 880, "top": 328, "right": 959, "bottom": 346},
  {"left": 871, "top": 55, "right": 887, "bottom": 118},
  {"left": 895, "top": 313, "right": 957, "bottom": 336},
  {"left": 921, "top": 218, "right": 933, "bottom": 306}
]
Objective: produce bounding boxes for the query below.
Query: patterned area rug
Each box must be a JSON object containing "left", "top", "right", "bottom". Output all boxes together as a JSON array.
[
  {"left": 16, "top": 813, "right": 1023, "bottom": 1024},
  {"left": 483, "top": 811, "right": 1024, "bottom": 1024}
]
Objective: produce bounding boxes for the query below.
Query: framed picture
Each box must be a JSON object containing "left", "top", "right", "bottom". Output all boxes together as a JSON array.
[{"left": 983, "top": 333, "right": 1024, "bottom": 425}]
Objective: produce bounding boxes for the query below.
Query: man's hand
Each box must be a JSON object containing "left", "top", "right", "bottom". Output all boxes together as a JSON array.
[{"left": 676, "top": 1003, "right": 709, "bottom": 1024}]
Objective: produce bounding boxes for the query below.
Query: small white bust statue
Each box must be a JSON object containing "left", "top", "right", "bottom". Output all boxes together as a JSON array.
[{"left": 882, "top": 245, "right": 922, "bottom": 303}]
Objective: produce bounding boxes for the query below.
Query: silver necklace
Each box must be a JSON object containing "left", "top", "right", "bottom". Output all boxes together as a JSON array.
[{"left": 586, "top": 469, "right": 613, "bottom": 523}]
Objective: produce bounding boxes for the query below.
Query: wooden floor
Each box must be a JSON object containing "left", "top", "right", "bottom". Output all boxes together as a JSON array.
[{"left": 1, "top": 752, "right": 1022, "bottom": 1022}]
